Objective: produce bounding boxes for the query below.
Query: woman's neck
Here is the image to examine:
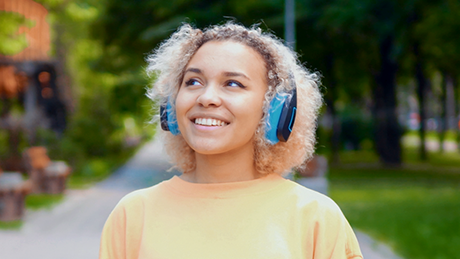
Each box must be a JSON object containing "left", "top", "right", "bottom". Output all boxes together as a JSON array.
[{"left": 181, "top": 144, "right": 261, "bottom": 184}]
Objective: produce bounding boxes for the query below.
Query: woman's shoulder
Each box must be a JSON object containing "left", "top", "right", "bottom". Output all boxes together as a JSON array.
[
  {"left": 281, "top": 179, "right": 343, "bottom": 216},
  {"left": 113, "top": 179, "right": 170, "bottom": 211}
]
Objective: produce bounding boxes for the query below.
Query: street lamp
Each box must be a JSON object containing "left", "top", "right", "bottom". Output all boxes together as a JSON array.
[{"left": 285, "top": 0, "right": 296, "bottom": 50}]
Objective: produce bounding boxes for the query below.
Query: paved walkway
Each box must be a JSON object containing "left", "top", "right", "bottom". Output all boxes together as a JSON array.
[{"left": 0, "top": 138, "right": 402, "bottom": 259}]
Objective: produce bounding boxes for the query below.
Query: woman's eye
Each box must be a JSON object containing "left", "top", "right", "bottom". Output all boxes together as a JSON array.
[
  {"left": 226, "top": 80, "right": 245, "bottom": 88},
  {"left": 185, "top": 79, "right": 201, "bottom": 86}
]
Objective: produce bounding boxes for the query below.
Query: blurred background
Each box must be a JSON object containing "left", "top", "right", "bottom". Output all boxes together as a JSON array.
[{"left": 0, "top": 0, "right": 459, "bottom": 258}]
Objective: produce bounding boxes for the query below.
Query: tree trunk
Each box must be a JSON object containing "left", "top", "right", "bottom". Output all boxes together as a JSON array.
[
  {"left": 439, "top": 71, "right": 448, "bottom": 153},
  {"left": 413, "top": 41, "right": 428, "bottom": 160},
  {"left": 454, "top": 76, "right": 460, "bottom": 152},
  {"left": 0, "top": 100, "right": 22, "bottom": 171},
  {"left": 325, "top": 54, "right": 340, "bottom": 165},
  {"left": 54, "top": 21, "right": 74, "bottom": 113},
  {"left": 373, "top": 35, "right": 402, "bottom": 166}
]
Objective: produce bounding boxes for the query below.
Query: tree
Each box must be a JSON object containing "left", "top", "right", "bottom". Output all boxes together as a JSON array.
[
  {"left": 315, "top": 0, "right": 410, "bottom": 166},
  {"left": 415, "top": 0, "right": 460, "bottom": 153},
  {"left": 81, "top": 0, "right": 460, "bottom": 167},
  {"left": 0, "top": 11, "right": 34, "bottom": 170},
  {"left": 0, "top": 11, "right": 32, "bottom": 55},
  {"left": 26, "top": 0, "right": 155, "bottom": 176},
  {"left": 91, "top": 0, "right": 284, "bottom": 73},
  {"left": 293, "top": 0, "right": 374, "bottom": 163}
]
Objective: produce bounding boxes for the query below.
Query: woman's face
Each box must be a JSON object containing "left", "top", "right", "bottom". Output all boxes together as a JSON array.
[{"left": 175, "top": 40, "right": 267, "bottom": 156}]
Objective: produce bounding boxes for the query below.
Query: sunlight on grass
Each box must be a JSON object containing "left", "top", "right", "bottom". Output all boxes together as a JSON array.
[
  {"left": 68, "top": 176, "right": 97, "bottom": 189},
  {"left": 404, "top": 147, "right": 460, "bottom": 168},
  {"left": 25, "top": 194, "right": 64, "bottom": 210},
  {"left": 404, "top": 130, "right": 457, "bottom": 142},
  {"left": 335, "top": 147, "right": 460, "bottom": 170}
]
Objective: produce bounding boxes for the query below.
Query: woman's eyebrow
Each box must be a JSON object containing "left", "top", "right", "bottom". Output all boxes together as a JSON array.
[
  {"left": 184, "top": 67, "right": 202, "bottom": 74},
  {"left": 223, "top": 71, "right": 250, "bottom": 80},
  {"left": 185, "top": 68, "right": 250, "bottom": 80}
]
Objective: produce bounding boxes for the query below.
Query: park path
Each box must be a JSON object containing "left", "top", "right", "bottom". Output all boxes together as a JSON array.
[
  {"left": 0, "top": 137, "right": 401, "bottom": 259},
  {"left": 0, "top": 138, "right": 179, "bottom": 259}
]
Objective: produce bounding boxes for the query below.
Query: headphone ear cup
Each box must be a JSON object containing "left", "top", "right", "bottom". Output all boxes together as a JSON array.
[
  {"left": 160, "top": 99, "right": 181, "bottom": 135},
  {"left": 265, "top": 75, "right": 297, "bottom": 144},
  {"left": 160, "top": 103, "right": 170, "bottom": 131},
  {"left": 265, "top": 93, "right": 286, "bottom": 144},
  {"left": 276, "top": 87, "right": 297, "bottom": 142}
]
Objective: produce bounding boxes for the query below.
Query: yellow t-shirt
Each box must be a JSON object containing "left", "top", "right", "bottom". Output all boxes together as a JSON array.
[{"left": 99, "top": 173, "right": 362, "bottom": 259}]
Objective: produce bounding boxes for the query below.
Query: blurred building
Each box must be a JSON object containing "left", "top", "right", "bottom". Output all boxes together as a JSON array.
[
  {"left": 0, "top": 0, "right": 67, "bottom": 134},
  {"left": 1, "top": 0, "right": 67, "bottom": 170}
]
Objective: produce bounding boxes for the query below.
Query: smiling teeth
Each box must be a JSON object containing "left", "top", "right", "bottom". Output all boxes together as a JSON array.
[{"left": 194, "top": 118, "right": 227, "bottom": 126}]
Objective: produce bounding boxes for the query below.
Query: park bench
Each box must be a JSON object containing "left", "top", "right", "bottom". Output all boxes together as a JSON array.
[
  {"left": 296, "top": 155, "right": 329, "bottom": 195},
  {"left": 0, "top": 168, "right": 32, "bottom": 221},
  {"left": 22, "top": 147, "right": 71, "bottom": 194}
]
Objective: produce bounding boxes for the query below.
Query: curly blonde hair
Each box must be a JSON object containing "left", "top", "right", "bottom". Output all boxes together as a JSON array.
[{"left": 147, "top": 22, "right": 322, "bottom": 175}]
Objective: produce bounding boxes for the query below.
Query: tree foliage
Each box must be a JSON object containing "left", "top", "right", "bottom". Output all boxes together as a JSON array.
[
  {"left": 10, "top": 0, "right": 154, "bottom": 177},
  {"left": 84, "top": 0, "right": 460, "bottom": 165},
  {"left": 3, "top": 0, "right": 454, "bottom": 171},
  {"left": 0, "top": 11, "right": 34, "bottom": 55}
]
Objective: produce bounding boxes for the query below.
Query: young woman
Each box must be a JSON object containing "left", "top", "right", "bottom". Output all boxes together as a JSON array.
[{"left": 99, "top": 22, "right": 363, "bottom": 259}]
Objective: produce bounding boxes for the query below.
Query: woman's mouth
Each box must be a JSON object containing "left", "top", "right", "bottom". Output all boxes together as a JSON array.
[{"left": 194, "top": 118, "right": 228, "bottom": 126}]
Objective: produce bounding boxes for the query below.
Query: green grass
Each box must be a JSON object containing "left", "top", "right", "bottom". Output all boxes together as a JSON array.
[
  {"left": 68, "top": 176, "right": 102, "bottom": 189},
  {"left": 404, "top": 130, "right": 458, "bottom": 142},
  {"left": 336, "top": 147, "right": 460, "bottom": 171},
  {"left": 404, "top": 147, "right": 460, "bottom": 168},
  {"left": 329, "top": 149, "right": 460, "bottom": 259},
  {"left": 25, "top": 194, "right": 65, "bottom": 210},
  {"left": 0, "top": 220, "right": 22, "bottom": 230}
]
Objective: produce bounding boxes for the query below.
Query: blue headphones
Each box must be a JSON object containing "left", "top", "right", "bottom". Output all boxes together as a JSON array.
[
  {"left": 160, "top": 99, "right": 181, "bottom": 135},
  {"left": 160, "top": 76, "right": 297, "bottom": 144}
]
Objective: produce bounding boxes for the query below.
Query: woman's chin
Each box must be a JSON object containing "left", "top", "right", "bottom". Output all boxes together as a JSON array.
[
  {"left": 183, "top": 133, "right": 255, "bottom": 157},
  {"left": 190, "top": 145, "right": 227, "bottom": 156}
]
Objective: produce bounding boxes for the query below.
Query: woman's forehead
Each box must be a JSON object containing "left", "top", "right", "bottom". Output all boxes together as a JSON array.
[{"left": 185, "top": 41, "right": 267, "bottom": 82}]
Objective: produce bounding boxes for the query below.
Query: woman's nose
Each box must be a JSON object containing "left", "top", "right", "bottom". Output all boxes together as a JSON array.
[{"left": 197, "top": 84, "right": 222, "bottom": 107}]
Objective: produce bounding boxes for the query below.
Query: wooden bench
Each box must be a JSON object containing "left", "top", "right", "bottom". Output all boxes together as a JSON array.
[
  {"left": 296, "top": 155, "right": 329, "bottom": 195},
  {"left": 0, "top": 169, "right": 32, "bottom": 221},
  {"left": 22, "top": 147, "right": 71, "bottom": 194}
]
